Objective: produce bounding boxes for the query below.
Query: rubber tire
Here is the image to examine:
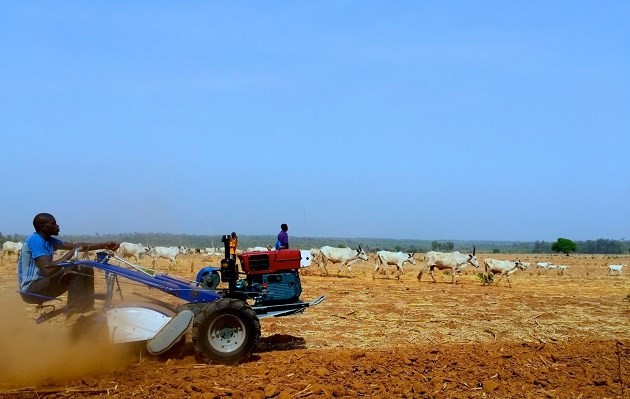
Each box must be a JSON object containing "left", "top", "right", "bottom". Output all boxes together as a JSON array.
[{"left": 192, "top": 298, "right": 260, "bottom": 364}]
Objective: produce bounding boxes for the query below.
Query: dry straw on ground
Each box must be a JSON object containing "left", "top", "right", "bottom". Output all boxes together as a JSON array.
[{"left": 1, "top": 252, "right": 628, "bottom": 398}]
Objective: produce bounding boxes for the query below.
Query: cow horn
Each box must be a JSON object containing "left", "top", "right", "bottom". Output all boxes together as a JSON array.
[{"left": 472, "top": 245, "right": 476, "bottom": 256}]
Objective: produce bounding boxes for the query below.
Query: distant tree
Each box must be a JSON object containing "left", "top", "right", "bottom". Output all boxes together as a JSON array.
[
  {"left": 551, "top": 238, "right": 577, "bottom": 256},
  {"left": 532, "top": 240, "right": 551, "bottom": 254},
  {"left": 577, "top": 238, "right": 624, "bottom": 254},
  {"left": 492, "top": 249, "right": 500, "bottom": 253},
  {"left": 431, "top": 241, "right": 454, "bottom": 251}
]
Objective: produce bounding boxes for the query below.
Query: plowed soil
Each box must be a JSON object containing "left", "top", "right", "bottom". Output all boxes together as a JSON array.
[{"left": 1, "top": 252, "right": 629, "bottom": 399}]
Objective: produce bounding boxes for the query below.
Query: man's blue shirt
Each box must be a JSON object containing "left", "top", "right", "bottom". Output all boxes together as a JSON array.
[{"left": 17, "top": 233, "right": 64, "bottom": 291}]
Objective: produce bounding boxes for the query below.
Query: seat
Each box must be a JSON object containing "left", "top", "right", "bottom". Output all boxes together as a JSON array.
[
  {"left": 18, "top": 291, "right": 65, "bottom": 324},
  {"left": 19, "top": 290, "right": 61, "bottom": 305}
]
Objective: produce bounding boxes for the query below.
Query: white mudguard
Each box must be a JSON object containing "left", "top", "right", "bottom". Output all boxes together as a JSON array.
[{"left": 107, "top": 304, "right": 173, "bottom": 343}]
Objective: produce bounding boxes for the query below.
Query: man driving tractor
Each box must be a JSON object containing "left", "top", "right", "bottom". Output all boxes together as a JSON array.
[{"left": 17, "top": 212, "right": 120, "bottom": 326}]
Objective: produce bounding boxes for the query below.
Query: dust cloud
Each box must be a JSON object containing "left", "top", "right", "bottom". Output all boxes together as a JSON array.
[{"left": 0, "top": 293, "right": 131, "bottom": 389}]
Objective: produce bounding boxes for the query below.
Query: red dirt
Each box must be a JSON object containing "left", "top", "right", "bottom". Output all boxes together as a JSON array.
[{"left": 1, "top": 252, "right": 629, "bottom": 398}]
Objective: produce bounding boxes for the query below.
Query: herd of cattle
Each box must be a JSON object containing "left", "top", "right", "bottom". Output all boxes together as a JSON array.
[{"left": 1, "top": 241, "right": 627, "bottom": 286}]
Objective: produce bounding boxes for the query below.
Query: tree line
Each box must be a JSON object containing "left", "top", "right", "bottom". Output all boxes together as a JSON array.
[
  {"left": 0, "top": 233, "right": 630, "bottom": 254},
  {"left": 532, "top": 238, "right": 629, "bottom": 255},
  {"left": 2, "top": 232, "right": 628, "bottom": 254}
]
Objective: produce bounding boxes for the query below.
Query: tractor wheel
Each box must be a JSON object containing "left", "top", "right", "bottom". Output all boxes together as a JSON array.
[{"left": 192, "top": 298, "right": 260, "bottom": 364}]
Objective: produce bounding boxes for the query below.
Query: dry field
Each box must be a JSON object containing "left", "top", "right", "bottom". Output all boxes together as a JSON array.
[{"left": 0, "top": 251, "right": 629, "bottom": 398}]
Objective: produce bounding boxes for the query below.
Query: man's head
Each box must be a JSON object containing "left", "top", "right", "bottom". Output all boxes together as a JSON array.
[
  {"left": 33, "top": 213, "right": 59, "bottom": 236},
  {"left": 231, "top": 232, "right": 237, "bottom": 238},
  {"left": 281, "top": 223, "right": 288, "bottom": 232}
]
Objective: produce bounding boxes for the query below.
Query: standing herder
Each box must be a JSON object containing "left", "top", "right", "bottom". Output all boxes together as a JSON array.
[
  {"left": 276, "top": 223, "right": 289, "bottom": 250},
  {"left": 229, "top": 232, "right": 238, "bottom": 260}
]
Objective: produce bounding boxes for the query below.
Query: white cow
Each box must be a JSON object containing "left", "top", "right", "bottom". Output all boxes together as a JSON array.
[
  {"left": 299, "top": 248, "right": 324, "bottom": 274},
  {"left": 536, "top": 262, "right": 553, "bottom": 269},
  {"left": 309, "top": 248, "right": 322, "bottom": 266},
  {"left": 2, "top": 241, "right": 23, "bottom": 262},
  {"left": 373, "top": 251, "right": 416, "bottom": 279},
  {"left": 608, "top": 264, "right": 625, "bottom": 275},
  {"left": 556, "top": 265, "right": 570, "bottom": 275},
  {"left": 318, "top": 245, "right": 369, "bottom": 276},
  {"left": 417, "top": 247, "right": 479, "bottom": 284},
  {"left": 246, "top": 246, "right": 272, "bottom": 252},
  {"left": 117, "top": 242, "right": 151, "bottom": 262},
  {"left": 203, "top": 247, "right": 222, "bottom": 256},
  {"left": 149, "top": 245, "right": 188, "bottom": 268},
  {"left": 483, "top": 258, "right": 528, "bottom": 288}
]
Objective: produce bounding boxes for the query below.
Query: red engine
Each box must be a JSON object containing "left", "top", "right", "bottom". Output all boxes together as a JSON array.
[{"left": 238, "top": 249, "right": 302, "bottom": 275}]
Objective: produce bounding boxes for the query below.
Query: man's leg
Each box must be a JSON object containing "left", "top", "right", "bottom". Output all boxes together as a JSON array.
[
  {"left": 24, "top": 268, "right": 71, "bottom": 302},
  {"left": 27, "top": 266, "right": 95, "bottom": 312},
  {"left": 66, "top": 265, "right": 95, "bottom": 313}
]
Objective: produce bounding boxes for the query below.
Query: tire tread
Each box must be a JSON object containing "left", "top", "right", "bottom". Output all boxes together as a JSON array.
[{"left": 192, "top": 298, "right": 260, "bottom": 364}]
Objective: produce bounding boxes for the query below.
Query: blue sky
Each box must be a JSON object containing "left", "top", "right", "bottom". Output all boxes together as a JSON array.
[{"left": 1, "top": 2, "right": 628, "bottom": 241}]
